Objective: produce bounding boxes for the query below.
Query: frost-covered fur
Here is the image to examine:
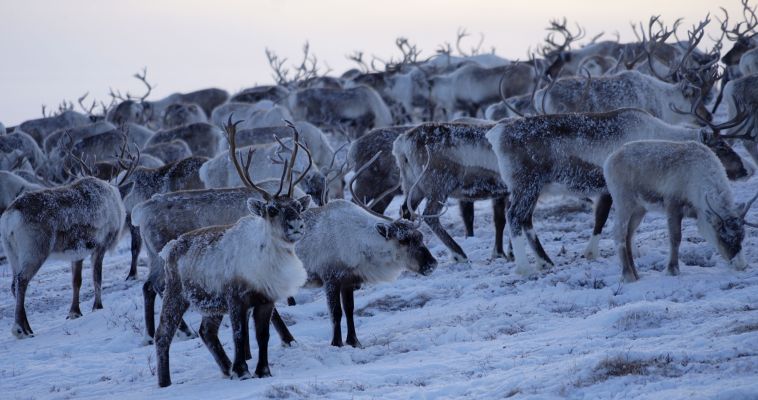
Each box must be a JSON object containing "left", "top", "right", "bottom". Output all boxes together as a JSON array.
[
  {"left": 393, "top": 122, "right": 510, "bottom": 261},
  {"left": 121, "top": 156, "right": 207, "bottom": 280},
  {"left": 535, "top": 70, "right": 707, "bottom": 126},
  {"left": 604, "top": 140, "right": 748, "bottom": 282},
  {"left": 0, "top": 177, "right": 125, "bottom": 338},
  {"left": 145, "top": 123, "right": 224, "bottom": 158},
  {"left": 283, "top": 85, "right": 392, "bottom": 138},
  {"left": 44, "top": 121, "right": 115, "bottom": 154},
  {"left": 0, "top": 171, "right": 44, "bottom": 215},
  {"left": 231, "top": 85, "right": 290, "bottom": 104},
  {"left": 296, "top": 200, "right": 437, "bottom": 347},
  {"left": 154, "top": 194, "right": 310, "bottom": 387},
  {"left": 486, "top": 108, "right": 754, "bottom": 275},
  {"left": 738, "top": 47, "right": 758, "bottom": 76}
]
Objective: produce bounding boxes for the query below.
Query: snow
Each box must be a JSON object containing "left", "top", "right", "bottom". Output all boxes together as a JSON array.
[
  {"left": 2, "top": 110, "right": 758, "bottom": 399},
  {"left": 2, "top": 171, "right": 757, "bottom": 399}
]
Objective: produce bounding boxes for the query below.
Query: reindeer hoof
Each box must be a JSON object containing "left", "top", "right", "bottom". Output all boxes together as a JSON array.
[
  {"left": 92, "top": 303, "right": 103, "bottom": 311},
  {"left": 67, "top": 310, "right": 83, "bottom": 320},
  {"left": 254, "top": 366, "right": 271, "bottom": 378},
  {"left": 515, "top": 263, "right": 535, "bottom": 276},
  {"left": 11, "top": 323, "right": 33, "bottom": 339},
  {"left": 287, "top": 297, "right": 297, "bottom": 306},
  {"left": 174, "top": 329, "right": 197, "bottom": 341},
  {"left": 141, "top": 335, "right": 155, "bottom": 346},
  {"left": 346, "top": 337, "right": 363, "bottom": 348},
  {"left": 452, "top": 253, "right": 468, "bottom": 263},
  {"left": 667, "top": 264, "right": 680, "bottom": 276},
  {"left": 623, "top": 271, "right": 639, "bottom": 283},
  {"left": 230, "top": 370, "right": 252, "bottom": 380},
  {"left": 125, "top": 274, "right": 138, "bottom": 282}
]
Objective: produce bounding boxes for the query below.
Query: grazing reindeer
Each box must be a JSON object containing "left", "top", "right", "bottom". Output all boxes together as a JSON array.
[
  {"left": 486, "top": 108, "right": 754, "bottom": 276},
  {"left": 0, "top": 142, "right": 138, "bottom": 338},
  {"left": 283, "top": 85, "right": 392, "bottom": 138},
  {"left": 604, "top": 140, "right": 757, "bottom": 281},
  {"left": 121, "top": 156, "right": 208, "bottom": 280},
  {"left": 144, "top": 123, "right": 224, "bottom": 158},
  {"left": 393, "top": 122, "right": 511, "bottom": 261},
  {"left": 154, "top": 118, "right": 311, "bottom": 387},
  {"left": 161, "top": 103, "right": 208, "bottom": 129}
]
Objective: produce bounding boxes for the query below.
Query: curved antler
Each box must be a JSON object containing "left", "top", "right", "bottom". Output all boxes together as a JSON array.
[{"left": 224, "top": 115, "right": 273, "bottom": 200}]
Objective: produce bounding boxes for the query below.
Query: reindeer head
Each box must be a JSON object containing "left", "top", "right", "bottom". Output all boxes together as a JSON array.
[
  {"left": 719, "top": 0, "right": 758, "bottom": 65},
  {"left": 162, "top": 103, "right": 204, "bottom": 129},
  {"left": 698, "top": 192, "right": 758, "bottom": 270},
  {"left": 375, "top": 219, "right": 437, "bottom": 276},
  {"left": 225, "top": 115, "right": 314, "bottom": 243},
  {"left": 247, "top": 195, "right": 310, "bottom": 243}
]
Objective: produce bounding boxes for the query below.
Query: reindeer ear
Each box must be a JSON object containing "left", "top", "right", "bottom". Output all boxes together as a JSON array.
[
  {"left": 375, "top": 223, "right": 394, "bottom": 240},
  {"left": 246, "top": 198, "right": 266, "bottom": 216},
  {"left": 296, "top": 195, "right": 311, "bottom": 211}
]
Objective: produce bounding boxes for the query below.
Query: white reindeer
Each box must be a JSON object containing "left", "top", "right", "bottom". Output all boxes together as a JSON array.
[{"left": 604, "top": 140, "right": 756, "bottom": 281}]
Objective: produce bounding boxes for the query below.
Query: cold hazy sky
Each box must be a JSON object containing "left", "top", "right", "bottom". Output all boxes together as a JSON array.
[{"left": 0, "top": 0, "right": 748, "bottom": 125}]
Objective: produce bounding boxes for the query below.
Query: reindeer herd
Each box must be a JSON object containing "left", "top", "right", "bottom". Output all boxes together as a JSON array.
[{"left": 2, "top": 1, "right": 758, "bottom": 388}]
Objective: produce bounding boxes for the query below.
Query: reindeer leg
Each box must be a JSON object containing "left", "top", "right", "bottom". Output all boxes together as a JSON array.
[
  {"left": 228, "top": 299, "right": 252, "bottom": 380},
  {"left": 584, "top": 193, "right": 613, "bottom": 260},
  {"left": 142, "top": 281, "right": 157, "bottom": 345},
  {"left": 616, "top": 207, "right": 645, "bottom": 282},
  {"left": 492, "top": 198, "right": 508, "bottom": 259},
  {"left": 325, "top": 279, "right": 343, "bottom": 347},
  {"left": 155, "top": 283, "right": 189, "bottom": 387},
  {"left": 460, "top": 200, "right": 475, "bottom": 237},
  {"left": 341, "top": 282, "right": 362, "bottom": 348},
  {"left": 91, "top": 249, "right": 105, "bottom": 311},
  {"left": 198, "top": 315, "right": 231, "bottom": 378},
  {"left": 665, "top": 204, "right": 684, "bottom": 276},
  {"left": 252, "top": 302, "right": 274, "bottom": 378},
  {"left": 508, "top": 182, "right": 549, "bottom": 275},
  {"left": 271, "top": 308, "right": 296, "bottom": 346},
  {"left": 243, "top": 309, "right": 252, "bottom": 361},
  {"left": 425, "top": 198, "right": 468, "bottom": 262},
  {"left": 126, "top": 214, "right": 141, "bottom": 281},
  {"left": 12, "top": 274, "right": 34, "bottom": 338},
  {"left": 67, "top": 260, "right": 83, "bottom": 319}
]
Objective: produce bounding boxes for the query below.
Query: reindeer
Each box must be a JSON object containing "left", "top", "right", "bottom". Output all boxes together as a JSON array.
[
  {"left": 0, "top": 171, "right": 44, "bottom": 215},
  {"left": 719, "top": 0, "right": 758, "bottom": 79},
  {"left": 17, "top": 110, "right": 92, "bottom": 145},
  {"left": 121, "top": 156, "right": 208, "bottom": 280},
  {"left": 535, "top": 70, "right": 713, "bottom": 125},
  {"left": 0, "top": 140, "right": 139, "bottom": 338},
  {"left": 604, "top": 140, "right": 757, "bottom": 281},
  {"left": 428, "top": 62, "right": 535, "bottom": 120},
  {"left": 161, "top": 103, "right": 208, "bottom": 129},
  {"left": 43, "top": 121, "right": 115, "bottom": 154},
  {"left": 296, "top": 194, "right": 437, "bottom": 348},
  {"left": 393, "top": 122, "right": 511, "bottom": 261},
  {"left": 283, "top": 85, "right": 392, "bottom": 138},
  {"left": 154, "top": 118, "right": 311, "bottom": 387},
  {"left": 142, "top": 140, "right": 193, "bottom": 164},
  {"left": 144, "top": 123, "right": 224, "bottom": 158},
  {"left": 0, "top": 131, "right": 46, "bottom": 173},
  {"left": 722, "top": 75, "right": 758, "bottom": 164},
  {"left": 485, "top": 108, "right": 754, "bottom": 276}
]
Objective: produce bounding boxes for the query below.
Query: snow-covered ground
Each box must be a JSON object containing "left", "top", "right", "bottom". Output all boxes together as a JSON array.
[{"left": 1, "top": 156, "right": 757, "bottom": 399}]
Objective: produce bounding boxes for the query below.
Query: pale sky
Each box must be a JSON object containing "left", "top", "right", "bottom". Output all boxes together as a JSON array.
[{"left": 0, "top": 0, "right": 748, "bottom": 126}]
